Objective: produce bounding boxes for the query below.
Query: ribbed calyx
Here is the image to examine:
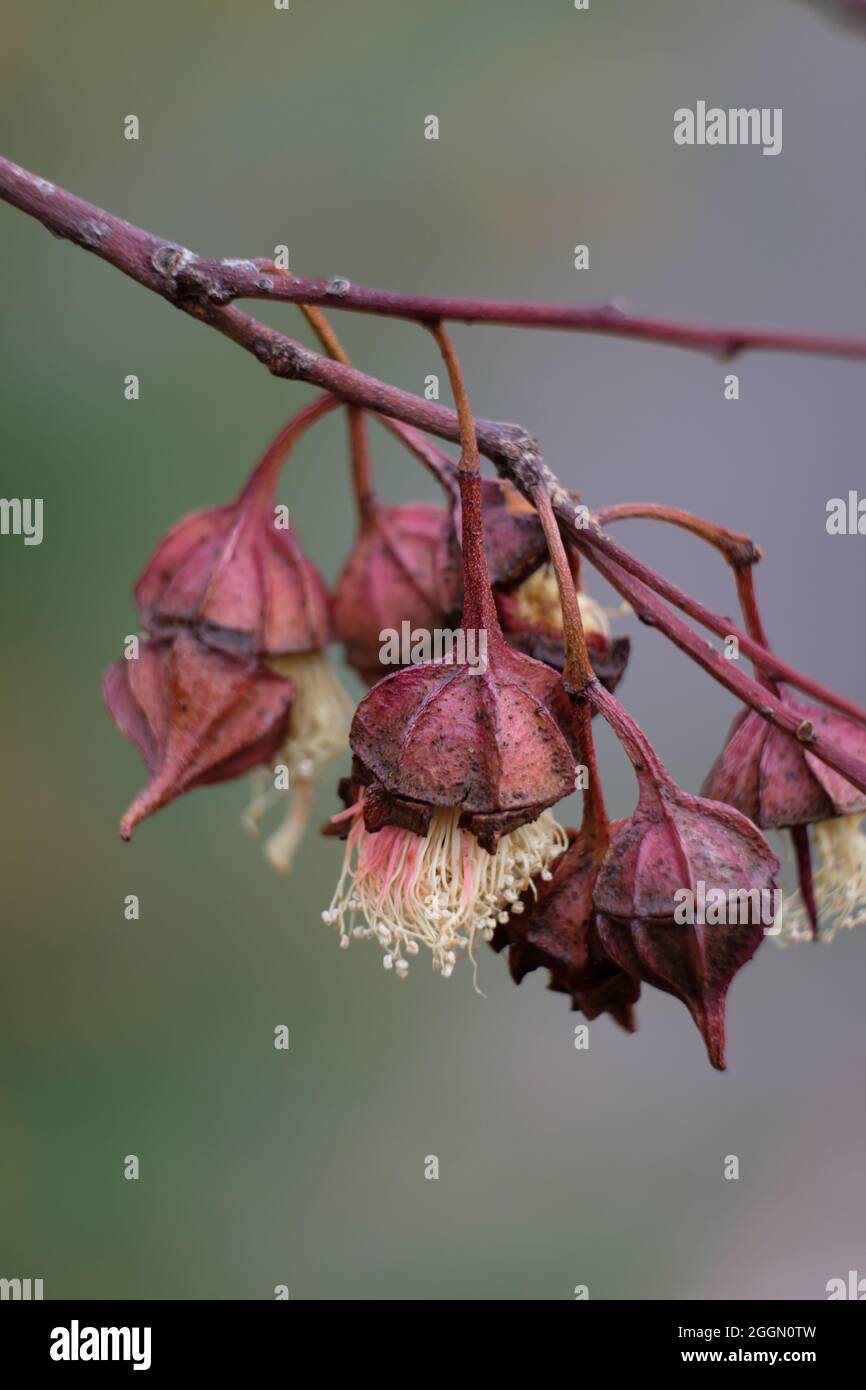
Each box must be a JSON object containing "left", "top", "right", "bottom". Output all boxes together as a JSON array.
[
  {"left": 590, "top": 684, "right": 779, "bottom": 1069},
  {"left": 103, "top": 631, "right": 294, "bottom": 840},
  {"left": 349, "top": 629, "right": 577, "bottom": 852},
  {"left": 702, "top": 698, "right": 866, "bottom": 828},
  {"left": 331, "top": 501, "right": 461, "bottom": 684},
  {"left": 135, "top": 405, "right": 332, "bottom": 658},
  {"left": 331, "top": 474, "right": 550, "bottom": 686},
  {"left": 106, "top": 402, "right": 344, "bottom": 852}
]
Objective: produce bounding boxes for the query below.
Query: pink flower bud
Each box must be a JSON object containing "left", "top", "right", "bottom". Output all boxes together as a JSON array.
[
  {"left": 594, "top": 783, "right": 779, "bottom": 1069},
  {"left": 135, "top": 404, "right": 332, "bottom": 657},
  {"left": 702, "top": 699, "right": 866, "bottom": 828},
  {"left": 332, "top": 501, "right": 461, "bottom": 684}
]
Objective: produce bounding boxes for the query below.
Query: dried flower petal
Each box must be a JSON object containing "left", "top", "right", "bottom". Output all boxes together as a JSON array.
[{"left": 493, "top": 826, "right": 640, "bottom": 1031}]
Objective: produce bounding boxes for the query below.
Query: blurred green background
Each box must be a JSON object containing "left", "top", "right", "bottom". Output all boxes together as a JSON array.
[{"left": 1, "top": 0, "right": 865, "bottom": 1300}]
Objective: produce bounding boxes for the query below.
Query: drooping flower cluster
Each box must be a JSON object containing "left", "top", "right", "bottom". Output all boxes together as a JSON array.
[
  {"left": 332, "top": 458, "right": 629, "bottom": 694},
  {"left": 102, "top": 382, "right": 866, "bottom": 1071},
  {"left": 322, "top": 446, "right": 578, "bottom": 980},
  {"left": 105, "top": 397, "right": 351, "bottom": 869}
]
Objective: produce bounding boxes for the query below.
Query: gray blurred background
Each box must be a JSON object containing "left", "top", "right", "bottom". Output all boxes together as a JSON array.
[{"left": 1, "top": 0, "right": 864, "bottom": 1300}]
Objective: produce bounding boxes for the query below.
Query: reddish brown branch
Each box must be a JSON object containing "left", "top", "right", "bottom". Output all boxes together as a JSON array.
[
  {"left": 3, "top": 153, "right": 866, "bottom": 792},
  {"left": 596, "top": 502, "right": 761, "bottom": 569},
  {"left": 0, "top": 156, "right": 534, "bottom": 476},
  {"left": 4, "top": 156, "right": 866, "bottom": 366},
  {"left": 212, "top": 276, "right": 866, "bottom": 363},
  {"left": 573, "top": 538, "right": 866, "bottom": 794},
  {"left": 579, "top": 513, "right": 866, "bottom": 728}
]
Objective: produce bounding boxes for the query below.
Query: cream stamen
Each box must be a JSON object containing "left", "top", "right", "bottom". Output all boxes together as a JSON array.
[
  {"left": 511, "top": 565, "right": 616, "bottom": 641},
  {"left": 245, "top": 649, "right": 353, "bottom": 874},
  {"left": 777, "top": 813, "right": 866, "bottom": 944},
  {"left": 322, "top": 799, "right": 568, "bottom": 983}
]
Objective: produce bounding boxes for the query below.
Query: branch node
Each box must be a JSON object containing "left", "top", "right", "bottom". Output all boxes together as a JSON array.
[
  {"left": 150, "top": 244, "right": 193, "bottom": 281},
  {"left": 718, "top": 339, "right": 745, "bottom": 363},
  {"left": 73, "top": 218, "right": 109, "bottom": 249},
  {"left": 255, "top": 338, "right": 311, "bottom": 378},
  {"left": 730, "top": 538, "right": 763, "bottom": 568},
  {"left": 204, "top": 281, "right": 234, "bottom": 306}
]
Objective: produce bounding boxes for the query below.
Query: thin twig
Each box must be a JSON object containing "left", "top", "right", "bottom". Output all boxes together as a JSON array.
[
  {"left": 580, "top": 512, "right": 866, "bottom": 728},
  {"left": 0, "top": 156, "right": 533, "bottom": 474},
  {"left": 3, "top": 154, "right": 866, "bottom": 792},
  {"left": 534, "top": 491, "right": 594, "bottom": 693},
  {"left": 209, "top": 275, "right": 866, "bottom": 364},
  {"left": 573, "top": 538, "right": 866, "bottom": 793},
  {"left": 534, "top": 489, "right": 609, "bottom": 834},
  {"left": 5, "top": 157, "right": 866, "bottom": 367},
  {"left": 596, "top": 502, "right": 761, "bottom": 568}
]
